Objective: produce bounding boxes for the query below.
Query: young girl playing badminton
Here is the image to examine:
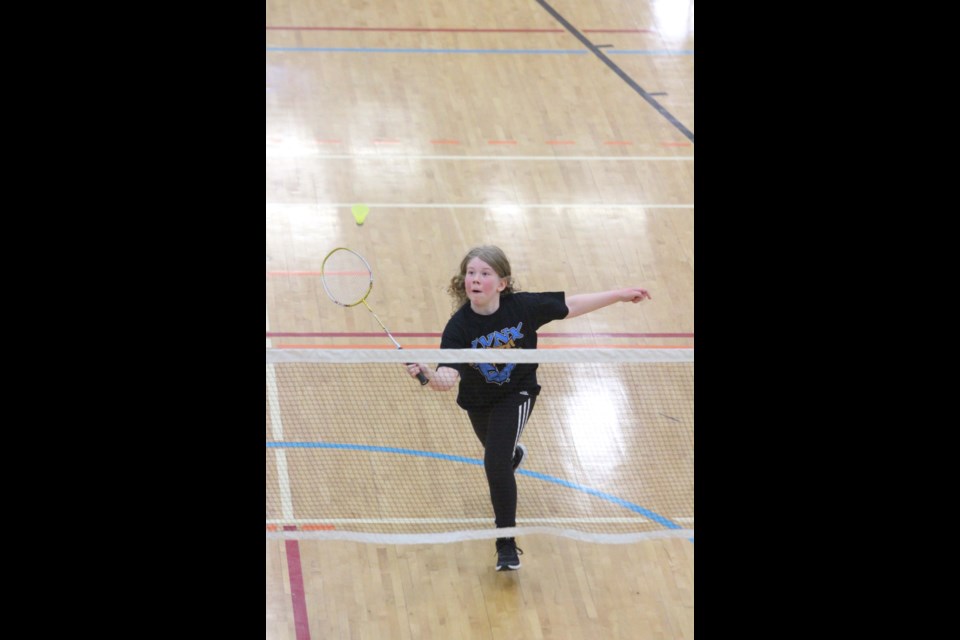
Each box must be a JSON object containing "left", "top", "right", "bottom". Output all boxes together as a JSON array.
[{"left": 405, "top": 245, "right": 651, "bottom": 571}]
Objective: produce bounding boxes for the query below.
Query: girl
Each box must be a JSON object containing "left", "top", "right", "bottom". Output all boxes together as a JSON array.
[{"left": 406, "top": 245, "right": 651, "bottom": 571}]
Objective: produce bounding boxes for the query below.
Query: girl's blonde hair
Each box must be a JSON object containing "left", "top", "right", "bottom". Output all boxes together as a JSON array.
[{"left": 447, "top": 245, "right": 519, "bottom": 310}]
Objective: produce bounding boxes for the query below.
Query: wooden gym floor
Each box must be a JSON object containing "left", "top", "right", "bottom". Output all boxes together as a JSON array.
[{"left": 266, "top": 1, "right": 694, "bottom": 637}]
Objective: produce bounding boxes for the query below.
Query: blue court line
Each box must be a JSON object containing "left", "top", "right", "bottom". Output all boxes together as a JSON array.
[
  {"left": 265, "top": 47, "right": 693, "bottom": 55},
  {"left": 610, "top": 50, "right": 694, "bottom": 55},
  {"left": 268, "top": 441, "right": 685, "bottom": 530}
]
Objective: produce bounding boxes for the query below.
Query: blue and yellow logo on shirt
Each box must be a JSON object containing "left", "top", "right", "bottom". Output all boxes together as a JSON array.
[{"left": 471, "top": 322, "right": 524, "bottom": 385}]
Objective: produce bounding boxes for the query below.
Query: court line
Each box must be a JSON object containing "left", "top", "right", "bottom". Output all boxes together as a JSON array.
[
  {"left": 314, "top": 270, "right": 367, "bottom": 276},
  {"left": 272, "top": 344, "right": 690, "bottom": 349},
  {"left": 266, "top": 442, "right": 685, "bottom": 530},
  {"left": 271, "top": 140, "right": 692, "bottom": 148},
  {"left": 269, "top": 348, "right": 692, "bottom": 364},
  {"left": 269, "top": 311, "right": 307, "bottom": 638},
  {"left": 268, "top": 517, "right": 655, "bottom": 524},
  {"left": 266, "top": 46, "right": 691, "bottom": 55},
  {"left": 264, "top": 331, "right": 693, "bottom": 338},
  {"left": 267, "top": 203, "right": 694, "bottom": 209},
  {"left": 263, "top": 152, "right": 694, "bottom": 161},
  {"left": 266, "top": 308, "right": 295, "bottom": 521},
  {"left": 283, "top": 533, "right": 311, "bottom": 640},
  {"left": 533, "top": 0, "right": 694, "bottom": 143},
  {"left": 265, "top": 26, "right": 654, "bottom": 34},
  {"left": 269, "top": 527, "right": 693, "bottom": 544},
  {"left": 606, "top": 50, "right": 694, "bottom": 55}
]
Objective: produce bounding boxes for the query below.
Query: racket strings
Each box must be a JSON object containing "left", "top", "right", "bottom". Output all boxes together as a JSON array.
[{"left": 322, "top": 250, "right": 373, "bottom": 306}]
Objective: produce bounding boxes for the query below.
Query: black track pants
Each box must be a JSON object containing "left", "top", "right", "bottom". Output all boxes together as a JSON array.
[{"left": 467, "top": 391, "right": 536, "bottom": 529}]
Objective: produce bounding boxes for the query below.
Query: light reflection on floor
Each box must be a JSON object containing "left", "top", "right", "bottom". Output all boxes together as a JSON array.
[{"left": 564, "top": 370, "right": 628, "bottom": 481}]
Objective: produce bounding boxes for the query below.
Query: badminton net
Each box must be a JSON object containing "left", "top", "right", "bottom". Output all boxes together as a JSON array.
[{"left": 266, "top": 348, "right": 693, "bottom": 544}]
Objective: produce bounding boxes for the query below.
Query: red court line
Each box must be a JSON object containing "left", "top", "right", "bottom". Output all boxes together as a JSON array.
[
  {"left": 284, "top": 528, "right": 311, "bottom": 640},
  {"left": 266, "top": 26, "right": 653, "bottom": 33},
  {"left": 267, "top": 331, "right": 693, "bottom": 338},
  {"left": 431, "top": 139, "right": 461, "bottom": 144},
  {"left": 279, "top": 344, "right": 438, "bottom": 349},
  {"left": 269, "top": 271, "right": 372, "bottom": 276},
  {"left": 546, "top": 140, "right": 576, "bottom": 145},
  {"left": 537, "top": 344, "right": 689, "bottom": 349},
  {"left": 487, "top": 140, "right": 518, "bottom": 145},
  {"left": 274, "top": 344, "right": 689, "bottom": 349},
  {"left": 604, "top": 140, "right": 634, "bottom": 145}
]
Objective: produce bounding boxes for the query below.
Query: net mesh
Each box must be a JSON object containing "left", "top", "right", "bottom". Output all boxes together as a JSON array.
[{"left": 266, "top": 349, "right": 693, "bottom": 543}]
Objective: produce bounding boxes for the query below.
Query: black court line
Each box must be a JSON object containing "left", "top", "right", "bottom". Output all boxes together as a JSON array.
[{"left": 534, "top": 0, "right": 694, "bottom": 143}]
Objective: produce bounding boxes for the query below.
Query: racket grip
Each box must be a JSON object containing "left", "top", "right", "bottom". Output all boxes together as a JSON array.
[
  {"left": 405, "top": 363, "right": 429, "bottom": 386},
  {"left": 398, "top": 345, "right": 429, "bottom": 385}
]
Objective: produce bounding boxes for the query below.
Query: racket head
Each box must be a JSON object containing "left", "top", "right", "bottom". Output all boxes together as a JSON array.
[{"left": 320, "top": 247, "right": 374, "bottom": 307}]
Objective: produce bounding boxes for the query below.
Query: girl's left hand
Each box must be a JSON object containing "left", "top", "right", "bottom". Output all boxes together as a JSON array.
[{"left": 623, "top": 288, "right": 652, "bottom": 303}]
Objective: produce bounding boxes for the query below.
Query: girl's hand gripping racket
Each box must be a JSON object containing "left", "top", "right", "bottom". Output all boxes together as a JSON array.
[{"left": 321, "top": 247, "right": 429, "bottom": 385}]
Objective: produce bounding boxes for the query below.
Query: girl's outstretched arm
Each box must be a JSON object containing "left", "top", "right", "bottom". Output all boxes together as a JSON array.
[{"left": 565, "top": 288, "right": 651, "bottom": 319}]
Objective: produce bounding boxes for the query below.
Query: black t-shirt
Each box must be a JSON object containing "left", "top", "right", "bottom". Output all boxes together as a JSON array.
[{"left": 438, "top": 291, "right": 568, "bottom": 410}]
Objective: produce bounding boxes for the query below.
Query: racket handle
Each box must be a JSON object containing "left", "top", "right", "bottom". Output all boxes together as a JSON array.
[
  {"left": 406, "top": 364, "right": 428, "bottom": 385},
  {"left": 397, "top": 345, "right": 429, "bottom": 385}
]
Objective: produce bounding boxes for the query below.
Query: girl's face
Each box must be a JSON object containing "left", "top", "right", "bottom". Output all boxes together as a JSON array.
[{"left": 465, "top": 257, "right": 507, "bottom": 311}]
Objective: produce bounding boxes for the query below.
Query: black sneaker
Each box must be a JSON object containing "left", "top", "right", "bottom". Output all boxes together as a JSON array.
[
  {"left": 496, "top": 537, "right": 523, "bottom": 571},
  {"left": 512, "top": 443, "right": 527, "bottom": 471}
]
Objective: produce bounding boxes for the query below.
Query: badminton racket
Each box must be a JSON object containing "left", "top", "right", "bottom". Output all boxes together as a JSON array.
[{"left": 320, "top": 247, "right": 428, "bottom": 385}]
